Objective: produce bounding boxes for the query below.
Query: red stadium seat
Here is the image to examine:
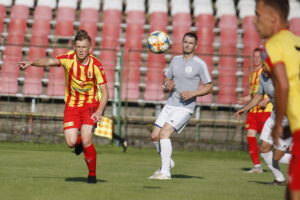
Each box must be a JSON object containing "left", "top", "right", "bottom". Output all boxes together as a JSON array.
[
  {"left": 100, "top": 9, "right": 122, "bottom": 99},
  {"left": 149, "top": 12, "right": 168, "bottom": 32},
  {"left": 121, "top": 10, "right": 145, "bottom": 100},
  {"left": 144, "top": 82, "right": 165, "bottom": 101},
  {"left": 10, "top": 5, "right": 29, "bottom": 19},
  {"left": 55, "top": 7, "right": 75, "bottom": 37},
  {"left": 23, "top": 77, "right": 43, "bottom": 96},
  {"left": 79, "top": 8, "right": 99, "bottom": 48},
  {"left": 144, "top": 67, "right": 165, "bottom": 101},
  {"left": 218, "top": 71, "right": 237, "bottom": 104},
  {"left": 0, "top": 5, "right": 6, "bottom": 40},
  {"left": 289, "top": 18, "right": 300, "bottom": 36},
  {"left": 121, "top": 66, "right": 140, "bottom": 100},
  {"left": 0, "top": 74, "right": 19, "bottom": 94},
  {"left": 197, "top": 93, "right": 213, "bottom": 104},
  {"left": 171, "top": 13, "right": 192, "bottom": 54},
  {"left": 46, "top": 48, "right": 68, "bottom": 97}
]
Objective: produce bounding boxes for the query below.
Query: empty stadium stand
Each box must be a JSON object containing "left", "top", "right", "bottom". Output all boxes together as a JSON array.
[{"left": 0, "top": 0, "right": 298, "bottom": 105}]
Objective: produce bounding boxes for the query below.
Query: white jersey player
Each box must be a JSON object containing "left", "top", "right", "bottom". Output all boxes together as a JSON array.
[
  {"left": 149, "top": 32, "right": 213, "bottom": 179},
  {"left": 234, "top": 64, "right": 292, "bottom": 185}
]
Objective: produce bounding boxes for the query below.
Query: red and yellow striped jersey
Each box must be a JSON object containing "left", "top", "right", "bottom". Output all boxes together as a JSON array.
[
  {"left": 262, "top": 29, "right": 300, "bottom": 132},
  {"left": 57, "top": 51, "right": 107, "bottom": 107},
  {"left": 248, "top": 67, "right": 273, "bottom": 113}
]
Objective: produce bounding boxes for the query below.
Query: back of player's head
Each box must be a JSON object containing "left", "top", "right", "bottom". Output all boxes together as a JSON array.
[
  {"left": 256, "top": 0, "right": 289, "bottom": 22},
  {"left": 183, "top": 32, "right": 198, "bottom": 43},
  {"left": 74, "top": 30, "right": 91, "bottom": 44},
  {"left": 253, "top": 47, "right": 261, "bottom": 54}
]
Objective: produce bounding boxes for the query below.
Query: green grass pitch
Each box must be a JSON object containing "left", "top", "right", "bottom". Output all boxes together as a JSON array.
[{"left": 0, "top": 142, "right": 287, "bottom": 200}]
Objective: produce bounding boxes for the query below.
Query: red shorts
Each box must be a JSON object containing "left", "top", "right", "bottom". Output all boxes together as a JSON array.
[
  {"left": 63, "top": 103, "right": 99, "bottom": 130},
  {"left": 245, "top": 112, "right": 271, "bottom": 133},
  {"left": 289, "top": 131, "right": 300, "bottom": 190}
]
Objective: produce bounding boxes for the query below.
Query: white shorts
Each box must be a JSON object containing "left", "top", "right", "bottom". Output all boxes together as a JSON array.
[
  {"left": 260, "top": 116, "right": 292, "bottom": 151},
  {"left": 154, "top": 105, "right": 192, "bottom": 133}
]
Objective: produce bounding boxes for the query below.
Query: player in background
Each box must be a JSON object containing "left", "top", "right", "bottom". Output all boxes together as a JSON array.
[
  {"left": 254, "top": 0, "right": 300, "bottom": 199},
  {"left": 19, "top": 30, "right": 109, "bottom": 184},
  {"left": 149, "top": 32, "right": 213, "bottom": 180},
  {"left": 238, "top": 48, "right": 272, "bottom": 173},
  {"left": 234, "top": 63, "right": 292, "bottom": 185}
]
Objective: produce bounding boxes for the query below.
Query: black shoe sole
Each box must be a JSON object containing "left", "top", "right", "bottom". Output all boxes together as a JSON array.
[{"left": 87, "top": 176, "right": 97, "bottom": 184}]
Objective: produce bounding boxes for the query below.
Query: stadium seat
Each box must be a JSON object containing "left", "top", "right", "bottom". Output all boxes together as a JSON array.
[
  {"left": 195, "top": 14, "right": 214, "bottom": 73},
  {"left": 171, "top": 13, "right": 192, "bottom": 54},
  {"left": 0, "top": 5, "right": 6, "bottom": 40},
  {"left": 290, "top": 18, "right": 300, "bottom": 36},
  {"left": 170, "top": 0, "right": 191, "bottom": 54},
  {"left": 55, "top": 7, "right": 75, "bottom": 37},
  {"left": 144, "top": 67, "right": 165, "bottom": 101},
  {"left": 23, "top": 3, "right": 53, "bottom": 96},
  {"left": 144, "top": 0, "right": 168, "bottom": 101},
  {"left": 46, "top": 48, "right": 67, "bottom": 97},
  {"left": 122, "top": 0, "right": 145, "bottom": 100},
  {"left": 101, "top": 0, "right": 123, "bottom": 99},
  {"left": 289, "top": 0, "right": 300, "bottom": 36},
  {"left": 36, "top": 0, "right": 56, "bottom": 9},
  {"left": 0, "top": 74, "right": 19, "bottom": 94},
  {"left": 79, "top": 9, "right": 99, "bottom": 47},
  {"left": 23, "top": 77, "right": 43, "bottom": 96}
]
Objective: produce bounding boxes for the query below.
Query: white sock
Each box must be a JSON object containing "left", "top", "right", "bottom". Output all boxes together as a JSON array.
[
  {"left": 261, "top": 151, "right": 285, "bottom": 182},
  {"left": 279, "top": 153, "right": 291, "bottom": 164},
  {"left": 153, "top": 141, "right": 160, "bottom": 153},
  {"left": 160, "top": 138, "right": 172, "bottom": 177},
  {"left": 154, "top": 141, "right": 175, "bottom": 168}
]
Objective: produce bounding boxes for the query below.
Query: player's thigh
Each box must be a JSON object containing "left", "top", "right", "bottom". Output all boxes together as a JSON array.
[
  {"left": 245, "top": 112, "right": 259, "bottom": 136},
  {"left": 81, "top": 124, "right": 94, "bottom": 147},
  {"left": 260, "top": 117, "right": 274, "bottom": 146},
  {"left": 160, "top": 108, "right": 192, "bottom": 139},
  {"left": 64, "top": 128, "right": 79, "bottom": 147}
]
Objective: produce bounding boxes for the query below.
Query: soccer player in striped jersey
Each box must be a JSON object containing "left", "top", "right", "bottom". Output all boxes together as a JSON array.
[
  {"left": 19, "top": 30, "right": 109, "bottom": 184},
  {"left": 238, "top": 48, "right": 272, "bottom": 173},
  {"left": 254, "top": 0, "right": 300, "bottom": 199}
]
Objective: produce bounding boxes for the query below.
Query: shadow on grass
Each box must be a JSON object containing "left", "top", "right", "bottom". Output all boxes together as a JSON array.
[
  {"left": 65, "top": 177, "right": 107, "bottom": 183},
  {"left": 143, "top": 186, "right": 161, "bottom": 189},
  {"left": 241, "top": 167, "right": 268, "bottom": 173},
  {"left": 248, "top": 181, "right": 286, "bottom": 186},
  {"left": 172, "top": 174, "right": 204, "bottom": 179}
]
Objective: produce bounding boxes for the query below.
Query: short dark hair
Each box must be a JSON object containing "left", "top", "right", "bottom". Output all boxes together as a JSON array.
[
  {"left": 256, "top": 0, "right": 289, "bottom": 22},
  {"left": 183, "top": 32, "right": 198, "bottom": 43},
  {"left": 74, "top": 29, "right": 91, "bottom": 44},
  {"left": 253, "top": 47, "right": 261, "bottom": 53}
]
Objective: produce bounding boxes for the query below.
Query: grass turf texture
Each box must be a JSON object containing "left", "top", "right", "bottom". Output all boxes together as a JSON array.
[{"left": 0, "top": 143, "right": 287, "bottom": 200}]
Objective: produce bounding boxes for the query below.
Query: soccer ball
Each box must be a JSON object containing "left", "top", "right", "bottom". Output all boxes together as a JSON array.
[{"left": 147, "top": 31, "right": 170, "bottom": 54}]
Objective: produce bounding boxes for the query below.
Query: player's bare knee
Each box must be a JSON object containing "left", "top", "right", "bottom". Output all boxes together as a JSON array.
[
  {"left": 260, "top": 142, "right": 272, "bottom": 153},
  {"left": 65, "top": 140, "right": 76, "bottom": 148},
  {"left": 150, "top": 134, "right": 159, "bottom": 142}
]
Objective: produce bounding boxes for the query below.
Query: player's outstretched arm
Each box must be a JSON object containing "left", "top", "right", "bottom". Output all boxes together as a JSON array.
[
  {"left": 19, "top": 57, "right": 60, "bottom": 69},
  {"left": 237, "top": 95, "right": 251, "bottom": 105},
  {"left": 233, "top": 94, "right": 263, "bottom": 120}
]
